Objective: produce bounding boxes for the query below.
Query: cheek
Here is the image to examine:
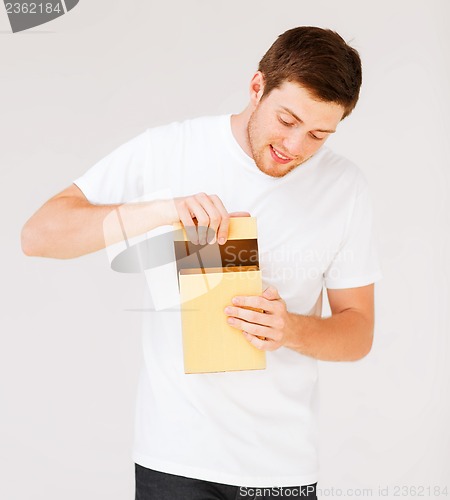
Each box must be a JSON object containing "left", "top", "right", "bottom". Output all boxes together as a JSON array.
[{"left": 308, "top": 139, "right": 327, "bottom": 154}]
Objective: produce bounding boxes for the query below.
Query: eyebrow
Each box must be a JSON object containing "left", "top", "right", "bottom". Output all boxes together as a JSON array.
[{"left": 279, "top": 106, "right": 336, "bottom": 133}]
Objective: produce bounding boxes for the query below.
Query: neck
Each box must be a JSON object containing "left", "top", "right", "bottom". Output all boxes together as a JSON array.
[{"left": 230, "top": 106, "right": 254, "bottom": 158}]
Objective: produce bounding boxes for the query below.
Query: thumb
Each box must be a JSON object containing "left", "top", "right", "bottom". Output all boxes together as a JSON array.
[{"left": 262, "top": 286, "right": 280, "bottom": 301}]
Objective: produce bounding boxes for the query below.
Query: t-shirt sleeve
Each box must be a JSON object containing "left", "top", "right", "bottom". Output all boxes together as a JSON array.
[
  {"left": 73, "top": 130, "right": 150, "bottom": 204},
  {"left": 324, "top": 180, "right": 382, "bottom": 289}
]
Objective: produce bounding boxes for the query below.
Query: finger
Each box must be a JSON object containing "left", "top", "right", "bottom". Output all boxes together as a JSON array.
[
  {"left": 209, "top": 195, "right": 230, "bottom": 245},
  {"left": 194, "top": 193, "right": 223, "bottom": 245},
  {"left": 242, "top": 331, "right": 268, "bottom": 350},
  {"left": 224, "top": 306, "right": 278, "bottom": 329},
  {"left": 262, "top": 286, "right": 281, "bottom": 301},
  {"left": 177, "top": 204, "right": 199, "bottom": 245},
  {"left": 226, "top": 316, "right": 274, "bottom": 340},
  {"left": 231, "top": 295, "right": 276, "bottom": 313},
  {"left": 186, "top": 198, "right": 210, "bottom": 245}
]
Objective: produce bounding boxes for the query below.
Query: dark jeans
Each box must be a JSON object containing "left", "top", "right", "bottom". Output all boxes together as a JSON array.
[{"left": 135, "top": 463, "right": 317, "bottom": 500}]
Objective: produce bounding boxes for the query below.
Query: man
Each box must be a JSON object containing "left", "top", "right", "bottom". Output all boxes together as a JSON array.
[{"left": 22, "top": 26, "right": 381, "bottom": 500}]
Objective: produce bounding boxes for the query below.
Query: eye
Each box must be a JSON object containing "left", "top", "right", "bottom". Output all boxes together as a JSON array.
[
  {"left": 309, "top": 132, "right": 325, "bottom": 141},
  {"left": 278, "top": 117, "right": 295, "bottom": 127}
]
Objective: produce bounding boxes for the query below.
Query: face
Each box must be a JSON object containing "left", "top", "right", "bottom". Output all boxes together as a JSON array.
[{"left": 247, "top": 79, "right": 345, "bottom": 177}]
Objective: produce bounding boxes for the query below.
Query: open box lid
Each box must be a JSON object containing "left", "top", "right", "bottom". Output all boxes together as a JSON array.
[{"left": 173, "top": 216, "right": 260, "bottom": 275}]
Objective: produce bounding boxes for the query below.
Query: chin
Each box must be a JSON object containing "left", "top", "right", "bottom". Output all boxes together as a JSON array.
[
  {"left": 258, "top": 166, "right": 290, "bottom": 178},
  {"left": 256, "top": 161, "right": 297, "bottom": 178}
]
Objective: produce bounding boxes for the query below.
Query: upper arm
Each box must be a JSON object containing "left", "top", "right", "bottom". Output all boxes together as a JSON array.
[
  {"left": 23, "top": 183, "right": 90, "bottom": 233},
  {"left": 21, "top": 183, "right": 92, "bottom": 256},
  {"left": 326, "top": 284, "right": 375, "bottom": 325}
]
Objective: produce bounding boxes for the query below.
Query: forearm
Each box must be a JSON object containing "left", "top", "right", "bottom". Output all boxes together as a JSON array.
[
  {"left": 284, "top": 309, "right": 374, "bottom": 361},
  {"left": 21, "top": 197, "right": 176, "bottom": 259}
]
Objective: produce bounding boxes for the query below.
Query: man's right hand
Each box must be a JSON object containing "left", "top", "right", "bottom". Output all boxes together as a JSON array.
[
  {"left": 172, "top": 193, "right": 249, "bottom": 246},
  {"left": 21, "top": 185, "right": 249, "bottom": 259}
]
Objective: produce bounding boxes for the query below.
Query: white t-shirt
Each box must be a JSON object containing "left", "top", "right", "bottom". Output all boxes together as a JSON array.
[{"left": 74, "top": 114, "right": 382, "bottom": 487}]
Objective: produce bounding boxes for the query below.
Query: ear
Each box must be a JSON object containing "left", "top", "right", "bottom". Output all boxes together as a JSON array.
[{"left": 249, "top": 71, "right": 265, "bottom": 106}]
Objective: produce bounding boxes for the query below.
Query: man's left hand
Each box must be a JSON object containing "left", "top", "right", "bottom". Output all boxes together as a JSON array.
[{"left": 224, "top": 286, "right": 294, "bottom": 351}]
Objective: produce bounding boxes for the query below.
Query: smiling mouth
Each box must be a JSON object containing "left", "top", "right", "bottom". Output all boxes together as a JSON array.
[{"left": 270, "top": 145, "right": 293, "bottom": 163}]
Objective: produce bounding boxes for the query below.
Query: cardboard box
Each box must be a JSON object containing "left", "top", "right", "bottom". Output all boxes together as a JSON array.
[{"left": 174, "top": 217, "right": 266, "bottom": 374}]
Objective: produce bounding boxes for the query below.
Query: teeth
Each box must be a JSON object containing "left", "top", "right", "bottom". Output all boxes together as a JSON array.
[{"left": 273, "top": 147, "right": 290, "bottom": 160}]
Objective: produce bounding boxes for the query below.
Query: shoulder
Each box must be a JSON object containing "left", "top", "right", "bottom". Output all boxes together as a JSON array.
[
  {"left": 142, "top": 115, "right": 229, "bottom": 161},
  {"left": 316, "top": 146, "right": 369, "bottom": 196},
  {"left": 146, "top": 114, "right": 228, "bottom": 140}
]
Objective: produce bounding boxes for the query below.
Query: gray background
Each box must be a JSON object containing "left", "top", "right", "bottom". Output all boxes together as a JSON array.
[{"left": 1, "top": 0, "right": 449, "bottom": 499}]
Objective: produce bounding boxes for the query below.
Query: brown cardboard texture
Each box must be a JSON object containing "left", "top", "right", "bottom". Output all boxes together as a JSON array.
[{"left": 174, "top": 217, "right": 265, "bottom": 374}]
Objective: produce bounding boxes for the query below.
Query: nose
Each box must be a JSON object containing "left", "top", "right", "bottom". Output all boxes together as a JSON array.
[{"left": 282, "top": 129, "right": 307, "bottom": 157}]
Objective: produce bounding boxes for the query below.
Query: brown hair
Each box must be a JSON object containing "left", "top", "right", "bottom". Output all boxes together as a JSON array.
[{"left": 258, "top": 26, "right": 362, "bottom": 118}]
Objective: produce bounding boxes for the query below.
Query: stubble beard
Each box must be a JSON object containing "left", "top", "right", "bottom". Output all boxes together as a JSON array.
[{"left": 247, "top": 110, "right": 308, "bottom": 178}]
